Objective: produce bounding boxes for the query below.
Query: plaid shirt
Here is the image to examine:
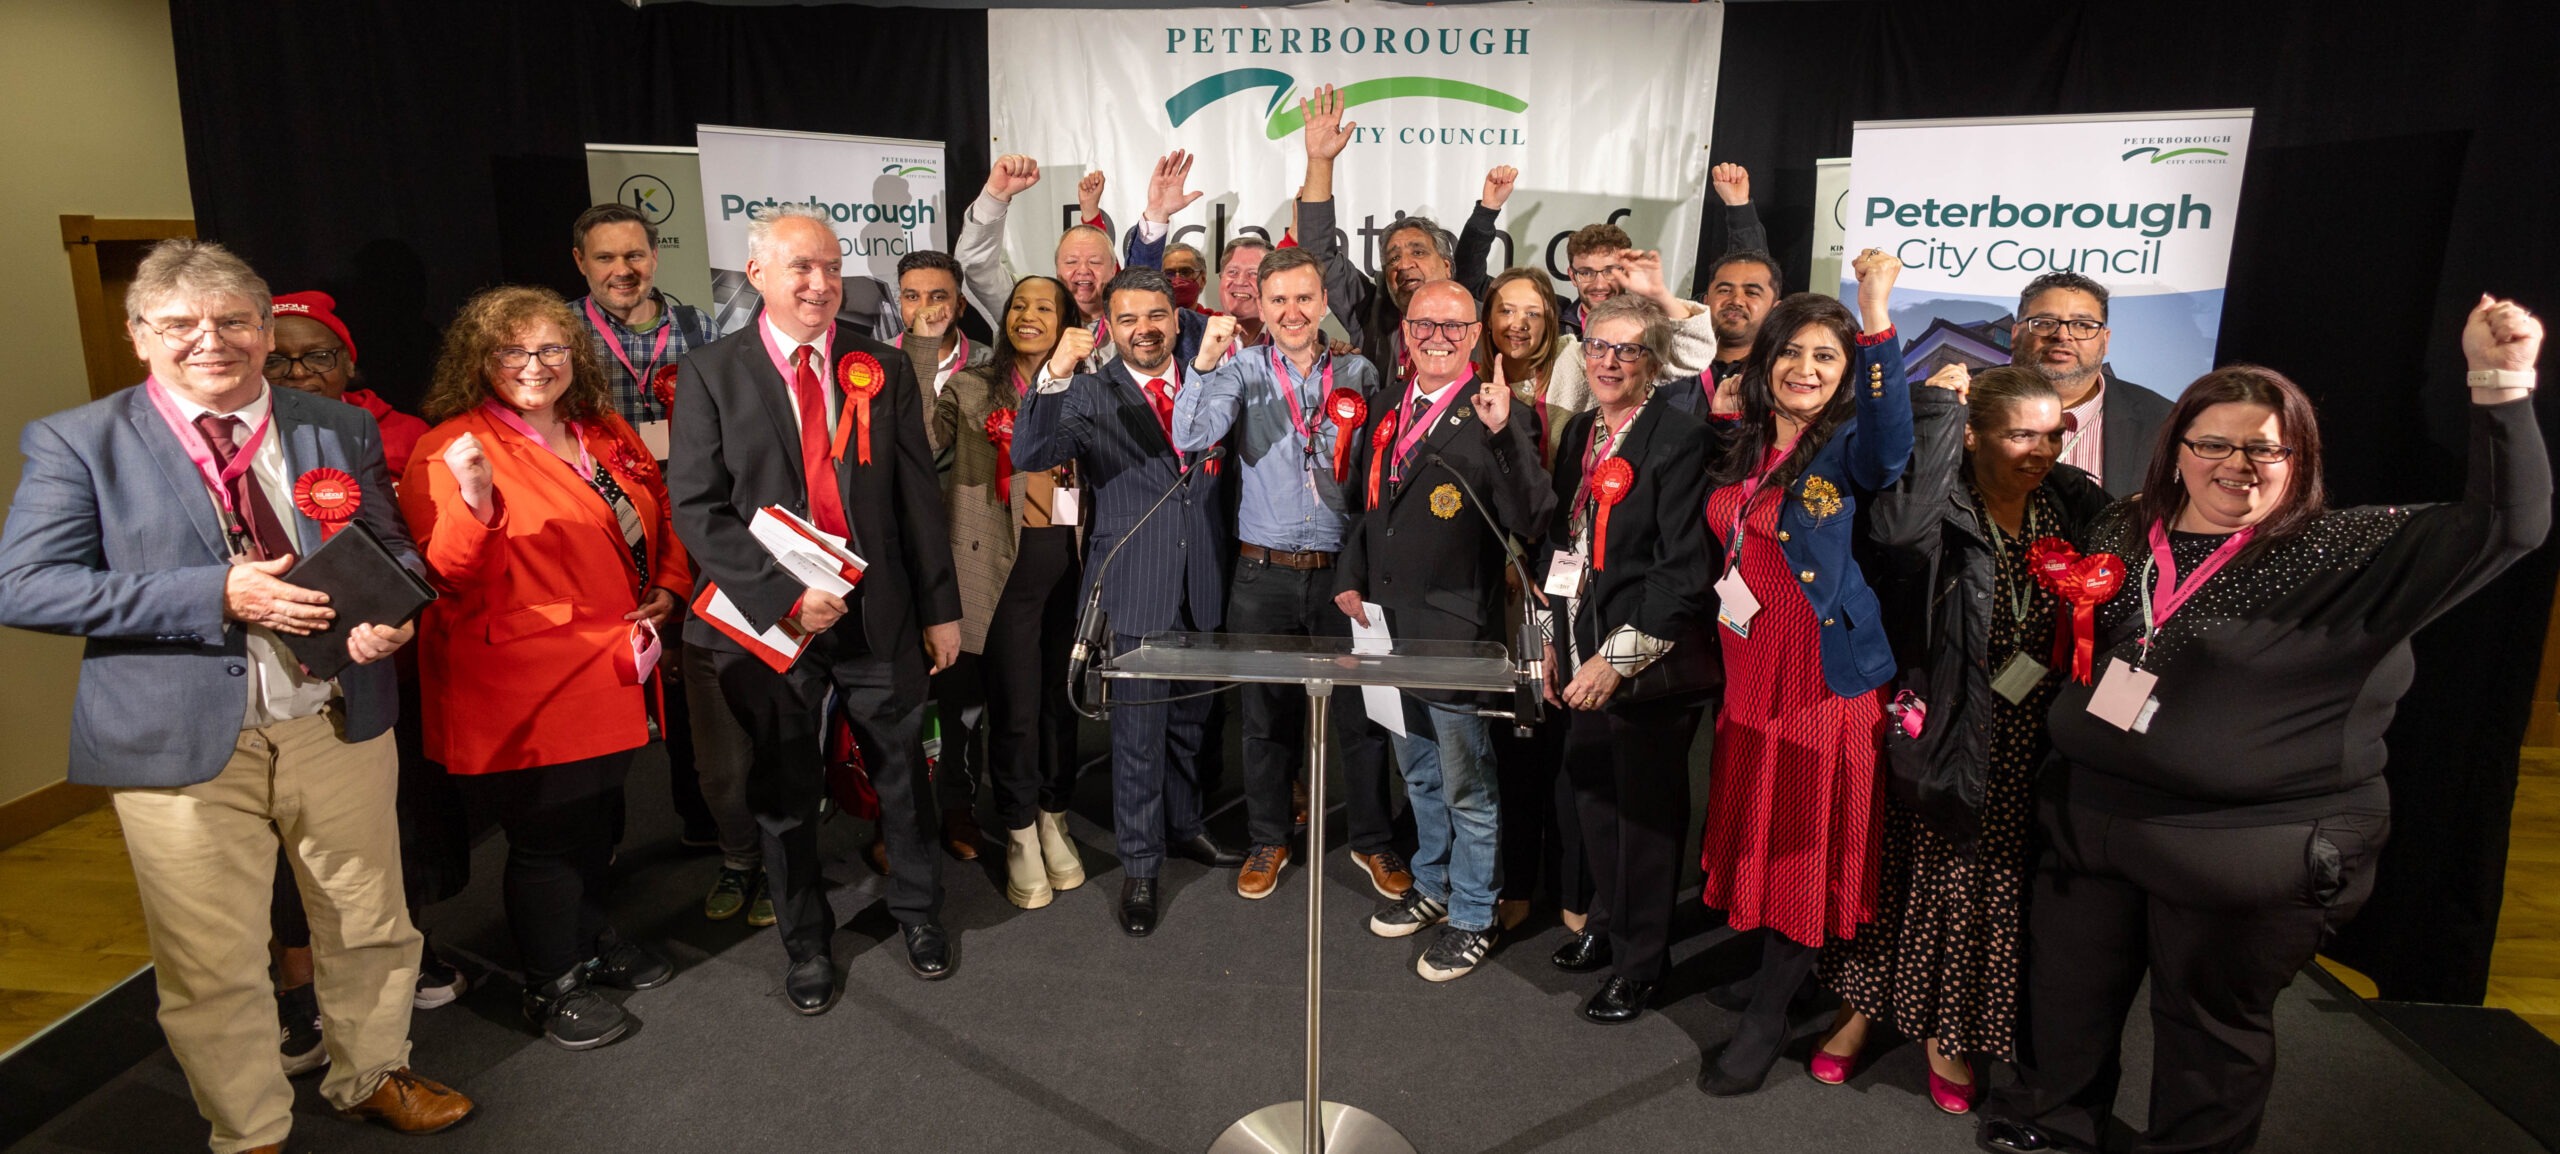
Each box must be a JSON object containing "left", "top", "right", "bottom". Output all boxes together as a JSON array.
[{"left": 576, "top": 291, "right": 716, "bottom": 426}]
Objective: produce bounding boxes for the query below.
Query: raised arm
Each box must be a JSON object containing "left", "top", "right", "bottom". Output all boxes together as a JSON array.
[
  {"left": 1172, "top": 315, "right": 1248, "bottom": 453},
  {"left": 1843, "top": 249, "right": 1913, "bottom": 493},
  {"left": 1011, "top": 326, "right": 1099, "bottom": 473},
  {"left": 957, "top": 156, "right": 1040, "bottom": 320},
  {"left": 1709, "top": 163, "right": 1769, "bottom": 260},
  {"left": 1456, "top": 166, "right": 1513, "bottom": 289},
  {"left": 1295, "top": 84, "right": 1378, "bottom": 343}
]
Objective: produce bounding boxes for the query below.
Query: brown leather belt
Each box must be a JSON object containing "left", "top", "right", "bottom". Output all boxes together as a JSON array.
[{"left": 1240, "top": 542, "right": 1335, "bottom": 570}]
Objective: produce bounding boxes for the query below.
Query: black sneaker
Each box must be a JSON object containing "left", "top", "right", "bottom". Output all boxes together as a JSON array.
[
  {"left": 414, "top": 941, "right": 466, "bottom": 1010},
  {"left": 583, "top": 934, "right": 674, "bottom": 991},
  {"left": 522, "top": 971, "right": 631, "bottom": 1051},
  {"left": 1418, "top": 924, "right": 1500, "bottom": 983},
  {"left": 277, "top": 983, "right": 327, "bottom": 1076},
  {"left": 1368, "top": 890, "right": 1449, "bottom": 939}
]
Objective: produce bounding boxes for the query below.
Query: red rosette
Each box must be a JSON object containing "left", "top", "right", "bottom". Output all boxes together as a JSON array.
[
  {"left": 650, "top": 364, "right": 679, "bottom": 415},
  {"left": 1589, "top": 457, "right": 1635, "bottom": 571},
  {"left": 983, "top": 407, "right": 1017, "bottom": 504},
  {"left": 832, "top": 351, "right": 885, "bottom": 465},
  {"left": 1326, "top": 387, "right": 1367, "bottom": 484},
  {"left": 610, "top": 441, "right": 659, "bottom": 486},
  {"left": 2025, "top": 537, "right": 2124, "bottom": 684},
  {"left": 291, "top": 467, "right": 360, "bottom": 540},
  {"left": 1365, "top": 408, "right": 1401, "bottom": 510}
]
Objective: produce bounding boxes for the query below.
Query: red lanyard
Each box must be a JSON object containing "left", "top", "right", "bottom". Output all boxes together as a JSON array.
[
  {"left": 144, "top": 377, "right": 273, "bottom": 532},
  {"left": 481, "top": 401, "right": 593, "bottom": 478},
  {"left": 2141, "top": 520, "right": 2254, "bottom": 651},
  {"left": 1719, "top": 468, "right": 1776, "bottom": 575},
  {"left": 584, "top": 298, "right": 672, "bottom": 395},
  {"left": 1389, "top": 368, "right": 1473, "bottom": 482},
  {"left": 1267, "top": 344, "right": 1331, "bottom": 456}
]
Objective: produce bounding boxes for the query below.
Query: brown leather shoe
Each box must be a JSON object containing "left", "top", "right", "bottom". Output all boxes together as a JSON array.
[
  {"left": 865, "top": 837, "right": 892, "bottom": 876},
  {"left": 1352, "top": 850, "right": 1413, "bottom": 900},
  {"left": 1237, "top": 844, "right": 1290, "bottom": 900},
  {"left": 336, "top": 1067, "right": 474, "bottom": 1135},
  {"left": 942, "top": 807, "right": 984, "bottom": 862}
]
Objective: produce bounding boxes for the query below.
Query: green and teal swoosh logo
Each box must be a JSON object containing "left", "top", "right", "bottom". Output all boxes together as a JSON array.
[
  {"left": 1166, "top": 69, "right": 1528, "bottom": 139},
  {"left": 2121, "top": 146, "right": 2228, "bottom": 163},
  {"left": 881, "top": 163, "right": 939, "bottom": 176}
]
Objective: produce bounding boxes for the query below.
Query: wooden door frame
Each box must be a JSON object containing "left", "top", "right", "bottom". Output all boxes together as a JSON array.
[{"left": 61, "top": 215, "right": 196, "bottom": 401}]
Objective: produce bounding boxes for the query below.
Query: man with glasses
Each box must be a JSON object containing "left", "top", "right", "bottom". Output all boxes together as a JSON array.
[
  {"left": 1561, "top": 162, "right": 1767, "bottom": 341},
  {"left": 1336, "top": 280, "right": 1555, "bottom": 982},
  {"left": 2008, "top": 271, "right": 2172, "bottom": 495},
  {"left": 0, "top": 239, "right": 476, "bottom": 1151}
]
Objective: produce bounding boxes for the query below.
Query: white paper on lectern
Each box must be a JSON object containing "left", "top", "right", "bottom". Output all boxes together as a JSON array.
[{"left": 1349, "top": 613, "right": 1407, "bottom": 737}]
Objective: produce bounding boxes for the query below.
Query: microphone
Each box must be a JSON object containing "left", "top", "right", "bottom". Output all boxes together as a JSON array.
[
  {"left": 1068, "top": 445, "right": 1229, "bottom": 717},
  {"left": 1422, "top": 452, "right": 1548, "bottom": 734}
]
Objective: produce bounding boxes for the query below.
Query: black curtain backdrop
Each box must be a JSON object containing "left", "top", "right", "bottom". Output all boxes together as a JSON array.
[{"left": 172, "top": 0, "right": 2556, "bottom": 1002}]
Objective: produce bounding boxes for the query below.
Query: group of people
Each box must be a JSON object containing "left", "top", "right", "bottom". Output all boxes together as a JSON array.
[{"left": 0, "top": 80, "right": 2547, "bottom": 1154}]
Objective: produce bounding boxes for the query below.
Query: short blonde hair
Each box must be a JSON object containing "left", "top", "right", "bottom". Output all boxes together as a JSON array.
[{"left": 125, "top": 238, "right": 271, "bottom": 323}]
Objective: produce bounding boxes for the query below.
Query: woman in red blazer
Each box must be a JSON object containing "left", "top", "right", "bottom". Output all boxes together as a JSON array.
[{"left": 401, "top": 286, "right": 690, "bottom": 1052}]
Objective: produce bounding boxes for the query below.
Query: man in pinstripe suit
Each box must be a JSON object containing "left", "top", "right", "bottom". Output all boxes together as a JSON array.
[{"left": 1013, "top": 267, "right": 1242, "bottom": 936}]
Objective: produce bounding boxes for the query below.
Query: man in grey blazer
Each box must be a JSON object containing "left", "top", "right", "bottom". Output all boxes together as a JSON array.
[
  {"left": 0, "top": 240, "right": 473, "bottom": 1152},
  {"left": 2009, "top": 271, "right": 2176, "bottom": 496}
]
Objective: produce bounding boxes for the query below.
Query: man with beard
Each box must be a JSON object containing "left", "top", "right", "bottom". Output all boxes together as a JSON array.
[
  {"left": 1697, "top": 248, "right": 1783, "bottom": 415},
  {"left": 1013, "top": 267, "right": 1246, "bottom": 937},
  {"left": 956, "top": 153, "right": 1208, "bottom": 369},
  {"left": 2006, "top": 271, "right": 2171, "bottom": 496}
]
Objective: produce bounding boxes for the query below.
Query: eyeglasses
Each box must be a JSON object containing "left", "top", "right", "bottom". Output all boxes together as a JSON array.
[
  {"left": 2181, "top": 438, "right": 2295, "bottom": 464},
  {"left": 1402, "top": 318, "right": 1479, "bottom": 343},
  {"left": 493, "top": 345, "right": 574, "bottom": 369},
  {"left": 2021, "top": 316, "right": 2107, "bottom": 340},
  {"left": 1580, "top": 338, "right": 1651, "bottom": 365},
  {"left": 1567, "top": 264, "right": 1621, "bottom": 284},
  {"left": 140, "top": 316, "right": 265, "bottom": 351},
  {"left": 1164, "top": 267, "right": 1204, "bottom": 282},
  {"left": 263, "top": 349, "right": 344, "bottom": 378}
]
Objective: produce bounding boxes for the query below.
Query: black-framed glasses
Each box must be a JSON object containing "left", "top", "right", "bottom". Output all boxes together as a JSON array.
[
  {"left": 2021, "top": 316, "right": 2107, "bottom": 340},
  {"left": 1567, "top": 263, "right": 1621, "bottom": 284},
  {"left": 140, "top": 316, "right": 264, "bottom": 351},
  {"left": 1580, "top": 338, "right": 1651, "bottom": 365},
  {"left": 493, "top": 345, "right": 574, "bottom": 369},
  {"left": 264, "top": 349, "right": 344, "bottom": 378},
  {"left": 2181, "top": 438, "right": 2294, "bottom": 464},
  {"left": 1402, "top": 318, "right": 1479, "bottom": 343}
]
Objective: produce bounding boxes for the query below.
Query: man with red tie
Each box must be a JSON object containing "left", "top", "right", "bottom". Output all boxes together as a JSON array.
[{"left": 666, "top": 204, "right": 964, "bottom": 1015}]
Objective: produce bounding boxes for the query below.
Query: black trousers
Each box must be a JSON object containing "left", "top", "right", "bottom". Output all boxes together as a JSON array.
[
  {"left": 929, "top": 653, "right": 986, "bottom": 811},
  {"left": 1225, "top": 556, "right": 1397, "bottom": 853},
  {"left": 1989, "top": 793, "right": 2389, "bottom": 1154},
  {"left": 716, "top": 633, "right": 939, "bottom": 963},
  {"left": 1109, "top": 625, "right": 1212, "bottom": 880},
  {"left": 658, "top": 638, "right": 716, "bottom": 837},
  {"left": 1494, "top": 718, "right": 1585, "bottom": 908},
  {"left": 984, "top": 526, "right": 1083, "bottom": 829},
  {"left": 460, "top": 750, "right": 635, "bottom": 984},
  {"left": 1563, "top": 700, "right": 1703, "bottom": 981}
]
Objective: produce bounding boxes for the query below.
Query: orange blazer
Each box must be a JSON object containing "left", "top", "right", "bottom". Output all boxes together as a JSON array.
[{"left": 401, "top": 407, "right": 692, "bottom": 774}]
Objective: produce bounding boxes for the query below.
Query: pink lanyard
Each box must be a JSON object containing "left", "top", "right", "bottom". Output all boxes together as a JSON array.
[
  {"left": 2141, "top": 520, "right": 2254, "bottom": 651},
  {"left": 583, "top": 299, "right": 672, "bottom": 390},
  {"left": 1011, "top": 366, "right": 1033, "bottom": 397},
  {"left": 1572, "top": 406, "right": 1643, "bottom": 518},
  {"left": 1718, "top": 465, "right": 1778, "bottom": 575},
  {"left": 895, "top": 331, "right": 970, "bottom": 373},
  {"left": 1267, "top": 344, "right": 1331, "bottom": 449},
  {"left": 1388, "top": 368, "right": 1472, "bottom": 482},
  {"left": 144, "top": 376, "right": 274, "bottom": 534},
  {"left": 481, "top": 401, "right": 593, "bottom": 478}
]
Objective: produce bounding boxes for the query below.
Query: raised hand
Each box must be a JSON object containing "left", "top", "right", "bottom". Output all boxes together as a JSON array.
[
  {"left": 1480, "top": 165, "right": 1519, "bottom": 211},
  {"left": 1301, "top": 84, "right": 1356, "bottom": 162},
  {"left": 1711, "top": 162, "right": 1751, "bottom": 207},
  {"left": 1618, "top": 249, "right": 1670, "bottom": 305},
  {"left": 2465, "top": 295, "right": 2544, "bottom": 373},
  {"left": 1145, "top": 150, "right": 1202, "bottom": 223},
  {"left": 1196, "top": 314, "right": 1238, "bottom": 370},
  {"left": 1048, "top": 324, "right": 1097, "bottom": 379},
  {"left": 1851, "top": 248, "right": 1901, "bottom": 334},
  {"left": 1077, "top": 171, "right": 1105, "bottom": 220},
  {"left": 1474, "top": 368, "right": 1513, "bottom": 433},
  {"left": 443, "top": 432, "right": 494, "bottom": 518},
  {"left": 985, "top": 155, "right": 1041, "bottom": 203},
  {"left": 1925, "top": 362, "right": 1971, "bottom": 402}
]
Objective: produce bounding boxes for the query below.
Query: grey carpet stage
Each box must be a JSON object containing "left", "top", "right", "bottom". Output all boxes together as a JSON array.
[{"left": 7, "top": 728, "right": 2547, "bottom": 1153}]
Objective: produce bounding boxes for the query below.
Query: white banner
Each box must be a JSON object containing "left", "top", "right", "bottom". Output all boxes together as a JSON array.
[
  {"left": 1841, "top": 110, "right": 2253, "bottom": 392},
  {"left": 987, "top": 1, "right": 1722, "bottom": 295},
  {"left": 1810, "top": 156, "right": 1851, "bottom": 301},
  {"left": 583, "top": 144, "right": 715, "bottom": 317},
  {"left": 694, "top": 125, "right": 949, "bottom": 336}
]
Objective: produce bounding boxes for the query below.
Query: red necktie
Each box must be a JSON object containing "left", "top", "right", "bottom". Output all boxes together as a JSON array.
[
  {"left": 1144, "top": 377, "right": 1177, "bottom": 443},
  {"left": 194, "top": 413, "right": 294, "bottom": 561},
  {"left": 792, "top": 347, "right": 850, "bottom": 538}
]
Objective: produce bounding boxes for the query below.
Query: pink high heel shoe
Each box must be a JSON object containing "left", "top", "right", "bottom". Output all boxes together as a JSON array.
[{"left": 1928, "top": 1062, "right": 1981, "bottom": 1114}]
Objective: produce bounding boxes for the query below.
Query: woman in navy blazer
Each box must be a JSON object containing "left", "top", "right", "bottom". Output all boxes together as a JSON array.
[{"left": 1696, "top": 251, "right": 1913, "bottom": 1096}]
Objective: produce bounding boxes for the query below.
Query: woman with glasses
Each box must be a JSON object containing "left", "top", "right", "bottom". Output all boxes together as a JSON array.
[
  {"left": 1978, "top": 298, "right": 2547, "bottom": 1154},
  {"left": 1695, "top": 250, "right": 1911, "bottom": 1096},
  {"left": 1533, "top": 294, "right": 1717, "bottom": 1024},
  {"left": 1542, "top": 251, "right": 1729, "bottom": 458},
  {"left": 400, "top": 286, "right": 691, "bottom": 1051},
  {"left": 267, "top": 291, "right": 430, "bottom": 478}
]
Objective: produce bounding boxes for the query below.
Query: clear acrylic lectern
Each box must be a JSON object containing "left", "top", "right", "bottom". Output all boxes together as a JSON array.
[{"left": 1099, "top": 631, "right": 1519, "bottom": 1154}]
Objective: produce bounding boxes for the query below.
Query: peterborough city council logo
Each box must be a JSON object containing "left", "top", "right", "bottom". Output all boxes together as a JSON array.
[{"left": 1166, "top": 69, "right": 1526, "bottom": 139}]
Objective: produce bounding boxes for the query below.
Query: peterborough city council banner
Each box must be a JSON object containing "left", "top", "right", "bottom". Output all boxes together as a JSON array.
[
  {"left": 1841, "top": 109, "right": 2255, "bottom": 393},
  {"left": 582, "top": 144, "right": 716, "bottom": 317},
  {"left": 987, "top": 1, "right": 1724, "bottom": 294},
  {"left": 694, "top": 125, "right": 949, "bottom": 337}
]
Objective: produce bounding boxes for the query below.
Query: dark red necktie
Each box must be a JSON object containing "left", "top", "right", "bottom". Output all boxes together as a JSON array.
[
  {"left": 193, "top": 413, "right": 294, "bottom": 561},
  {"left": 792, "top": 347, "right": 851, "bottom": 538},
  {"left": 1144, "top": 377, "right": 1177, "bottom": 443}
]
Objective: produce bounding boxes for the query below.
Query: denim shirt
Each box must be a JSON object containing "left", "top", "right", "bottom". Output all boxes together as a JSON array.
[{"left": 1172, "top": 345, "right": 1382, "bottom": 553}]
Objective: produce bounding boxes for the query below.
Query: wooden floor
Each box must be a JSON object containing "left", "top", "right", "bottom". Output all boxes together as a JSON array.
[{"left": 0, "top": 804, "right": 150, "bottom": 1055}]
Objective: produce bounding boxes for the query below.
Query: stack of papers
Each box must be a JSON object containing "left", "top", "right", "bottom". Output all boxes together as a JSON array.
[{"left": 692, "top": 507, "right": 868, "bottom": 671}]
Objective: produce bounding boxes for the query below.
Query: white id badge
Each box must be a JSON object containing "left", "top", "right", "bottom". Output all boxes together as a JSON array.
[
  {"left": 1715, "top": 567, "right": 1760, "bottom": 638},
  {"left": 636, "top": 419, "right": 672, "bottom": 461},
  {"left": 1543, "top": 550, "right": 1588, "bottom": 598},
  {"left": 1051, "top": 488, "right": 1081, "bottom": 526},
  {"left": 2086, "top": 658, "right": 2160, "bottom": 732},
  {"left": 1990, "top": 653, "right": 2048, "bottom": 704}
]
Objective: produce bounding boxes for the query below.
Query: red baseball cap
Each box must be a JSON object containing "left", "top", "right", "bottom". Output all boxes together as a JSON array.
[{"left": 271, "top": 291, "right": 358, "bottom": 364}]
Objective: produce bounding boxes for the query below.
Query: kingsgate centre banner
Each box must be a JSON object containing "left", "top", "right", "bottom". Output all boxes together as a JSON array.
[
  {"left": 987, "top": 1, "right": 1722, "bottom": 294},
  {"left": 583, "top": 144, "right": 715, "bottom": 318},
  {"left": 695, "top": 124, "right": 949, "bottom": 337},
  {"left": 1841, "top": 109, "right": 2254, "bottom": 393}
]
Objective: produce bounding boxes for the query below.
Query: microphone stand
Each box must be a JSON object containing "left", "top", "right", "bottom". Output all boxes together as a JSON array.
[
  {"left": 1422, "top": 452, "right": 1548, "bottom": 735},
  {"left": 1067, "top": 444, "right": 1229, "bottom": 719}
]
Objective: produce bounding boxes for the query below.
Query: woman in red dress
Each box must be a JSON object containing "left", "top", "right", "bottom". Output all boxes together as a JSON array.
[{"left": 1697, "top": 251, "right": 1913, "bottom": 1096}]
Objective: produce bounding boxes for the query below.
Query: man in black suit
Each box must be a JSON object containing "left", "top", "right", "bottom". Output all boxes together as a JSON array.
[
  {"left": 1012, "top": 267, "right": 1245, "bottom": 937},
  {"left": 668, "top": 205, "right": 964, "bottom": 1015},
  {"left": 2009, "top": 271, "right": 2175, "bottom": 496},
  {"left": 1337, "top": 279, "right": 1556, "bottom": 983}
]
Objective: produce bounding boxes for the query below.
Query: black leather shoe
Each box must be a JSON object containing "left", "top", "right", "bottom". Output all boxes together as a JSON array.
[
  {"left": 784, "top": 955, "right": 838, "bottom": 1016},
  {"left": 1583, "top": 976, "right": 1656, "bottom": 1024},
  {"left": 1171, "top": 833, "right": 1245, "bottom": 868},
  {"left": 1551, "top": 930, "right": 1612, "bottom": 973},
  {"left": 903, "top": 922, "right": 952, "bottom": 981},
  {"left": 583, "top": 934, "right": 674, "bottom": 991},
  {"left": 1976, "top": 1119, "right": 2062, "bottom": 1153},
  {"left": 1119, "top": 877, "right": 1160, "bottom": 937}
]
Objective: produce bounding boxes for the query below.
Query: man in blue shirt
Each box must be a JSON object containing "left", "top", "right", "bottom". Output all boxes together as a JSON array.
[{"left": 1174, "top": 246, "right": 1410, "bottom": 903}]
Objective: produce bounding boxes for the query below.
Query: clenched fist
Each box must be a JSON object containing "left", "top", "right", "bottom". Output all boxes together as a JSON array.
[
  {"left": 1077, "top": 171, "right": 1106, "bottom": 220},
  {"left": 443, "top": 432, "right": 494, "bottom": 519},
  {"left": 1047, "top": 324, "right": 1097, "bottom": 379},
  {"left": 1481, "top": 166, "right": 1519, "bottom": 211},
  {"left": 984, "top": 155, "right": 1040, "bottom": 203},
  {"left": 1851, "top": 248, "right": 1902, "bottom": 334},
  {"left": 2465, "top": 295, "right": 2544, "bottom": 373},
  {"left": 1711, "top": 162, "right": 1751, "bottom": 207},
  {"left": 1195, "top": 314, "right": 1239, "bottom": 370}
]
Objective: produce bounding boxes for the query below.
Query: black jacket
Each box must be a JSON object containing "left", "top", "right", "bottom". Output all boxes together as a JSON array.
[
  {"left": 1535, "top": 398, "right": 1719, "bottom": 706},
  {"left": 2094, "top": 369, "right": 2175, "bottom": 497},
  {"left": 1297, "top": 197, "right": 1497, "bottom": 375}
]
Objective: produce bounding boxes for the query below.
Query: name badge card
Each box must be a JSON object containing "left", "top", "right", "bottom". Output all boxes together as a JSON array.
[
  {"left": 1715, "top": 567, "right": 1760, "bottom": 638},
  {"left": 1990, "top": 653, "right": 2048, "bottom": 705},
  {"left": 1051, "top": 488, "right": 1080, "bottom": 526},
  {"left": 1543, "top": 550, "right": 1588, "bottom": 599},
  {"left": 2086, "top": 658, "right": 2159, "bottom": 732},
  {"left": 636, "top": 419, "right": 672, "bottom": 462}
]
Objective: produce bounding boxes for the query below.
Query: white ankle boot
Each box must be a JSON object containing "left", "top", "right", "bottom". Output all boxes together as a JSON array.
[
  {"left": 1005, "top": 825, "right": 1054, "bottom": 909},
  {"left": 1035, "top": 810, "right": 1085, "bottom": 891}
]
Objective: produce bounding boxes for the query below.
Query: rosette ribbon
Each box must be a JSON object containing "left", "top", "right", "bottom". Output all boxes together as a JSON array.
[
  {"left": 1365, "top": 408, "right": 1401, "bottom": 510},
  {"left": 650, "top": 364, "right": 679, "bottom": 415},
  {"left": 291, "top": 467, "right": 361, "bottom": 540},
  {"left": 1589, "top": 456, "right": 1634, "bottom": 571},
  {"left": 1327, "top": 387, "right": 1366, "bottom": 484},
  {"left": 984, "top": 407, "right": 1017, "bottom": 504},
  {"left": 831, "top": 351, "right": 885, "bottom": 465},
  {"left": 2028, "top": 536, "right": 2123, "bottom": 684}
]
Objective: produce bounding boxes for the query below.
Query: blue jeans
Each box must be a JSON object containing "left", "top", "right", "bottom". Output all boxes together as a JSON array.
[{"left": 1388, "top": 699, "right": 1500, "bottom": 932}]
